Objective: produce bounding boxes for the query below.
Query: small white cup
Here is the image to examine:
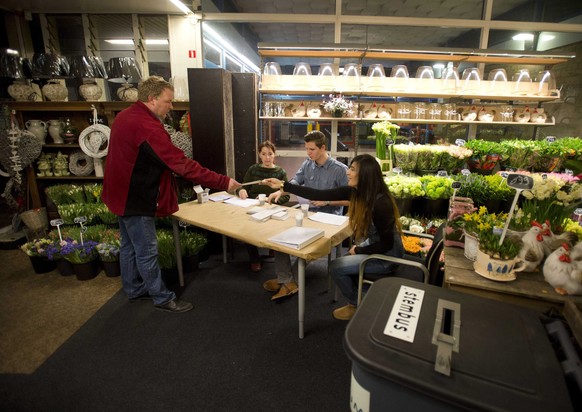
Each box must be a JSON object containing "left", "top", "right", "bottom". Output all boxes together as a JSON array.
[
  {"left": 258, "top": 194, "right": 266, "bottom": 206},
  {"left": 300, "top": 203, "right": 309, "bottom": 217},
  {"left": 295, "top": 212, "right": 303, "bottom": 227}
]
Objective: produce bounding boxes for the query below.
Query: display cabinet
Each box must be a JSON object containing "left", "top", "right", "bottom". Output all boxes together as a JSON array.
[
  {"left": 4, "top": 101, "right": 190, "bottom": 208},
  {"left": 257, "top": 44, "right": 573, "bottom": 165}
]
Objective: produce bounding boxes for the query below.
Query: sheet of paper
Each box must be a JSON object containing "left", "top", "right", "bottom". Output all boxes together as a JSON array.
[
  {"left": 224, "top": 197, "right": 260, "bottom": 208},
  {"left": 309, "top": 212, "right": 348, "bottom": 226},
  {"left": 209, "top": 193, "right": 232, "bottom": 202}
]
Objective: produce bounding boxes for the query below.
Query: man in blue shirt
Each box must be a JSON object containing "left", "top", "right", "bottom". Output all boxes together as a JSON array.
[{"left": 265, "top": 131, "right": 349, "bottom": 300}]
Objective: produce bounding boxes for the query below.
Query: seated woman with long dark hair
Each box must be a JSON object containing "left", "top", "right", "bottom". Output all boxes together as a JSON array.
[{"left": 263, "top": 154, "right": 403, "bottom": 320}]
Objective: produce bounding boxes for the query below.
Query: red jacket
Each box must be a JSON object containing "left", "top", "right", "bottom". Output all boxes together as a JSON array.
[{"left": 102, "top": 101, "right": 230, "bottom": 217}]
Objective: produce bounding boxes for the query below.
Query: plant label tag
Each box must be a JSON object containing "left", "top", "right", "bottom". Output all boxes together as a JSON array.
[
  {"left": 541, "top": 173, "right": 548, "bottom": 180},
  {"left": 451, "top": 181, "right": 462, "bottom": 189},
  {"left": 455, "top": 139, "right": 466, "bottom": 146},
  {"left": 386, "top": 139, "right": 394, "bottom": 145},
  {"left": 179, "top": 220, "right": 190, "bottom": 228},
  {"left": 74, "top": 216, "right": 87, "bottom": 224},
  {"left": 437, "top": 170, "right": 448, "bottom": 177},
  {"left": 461, "top": 169, "right": 470, "bottom": 176},
  {"left": 392, "top": 167, "right": 402, "bottom": 174},
  {"left": 565, "top": 169, "right": 573, "bottom": 176},
  {"left": 506, "top": 173, "right": 534, "bottom": 190},
  {"left": 50, "top": 219, "right": 64, "bottom": 226},
  {"left": 546, "top": 136, "right": 556, "bottom": 142},
  {"left": 500, "top": 172, "right": 509, "bottom": 178},
  {"left": 574, "top": 208, "right": 582, "bottom": 216}
]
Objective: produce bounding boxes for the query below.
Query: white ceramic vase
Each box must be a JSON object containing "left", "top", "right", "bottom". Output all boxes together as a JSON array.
[
  {"left": 25, "top": 120, "right": 47, "bottom": 144},
  {"left": 42, "top": 80, "right": 68, "bottom": 101},
  {"left": 7, "top": 80, "right": 40, "bottom": 102},
  {"left": 117, "top": 83, "right": 138, "bottom": 102},
  {"left": 47, "top": 120, "right": 65, "bottom": 144},
  {"left": 79, "top": 80, "right": 103, "bottom": 101}
]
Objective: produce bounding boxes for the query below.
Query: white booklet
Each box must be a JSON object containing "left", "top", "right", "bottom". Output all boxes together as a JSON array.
[
  {"left": 309, "top": 212, "right": 348, "bottom": 226},
  {"left": 268, "top": 226, "right": 325, "bottom": 250}
]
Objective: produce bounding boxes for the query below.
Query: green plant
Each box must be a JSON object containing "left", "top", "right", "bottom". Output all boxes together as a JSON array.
[
  {"left": 180, "top": 230, "right": 208, "bottom": 256},
  {"left": 45, "top": 184, "right": 75, "bottom": 206},
  {"left": 384, "top": 175, "right": 425, "bottom": 198},
  {"left": 157, "top": 229, "right": 177, "bottom": 269},
  {"left": 20, "top": 238, "right": 53, "bottom": 257},
  {"left": 454, "top": 173, "right": 489, "bottom": 205},
  {"left": 83, "top": 183, "right": 103, "bottom": 203},
  {"left": 96, "top": 242, "right": 120, "bottom": 262},
  {"left": 478, "top": 229, "right": 522, "bottom": 260},
  {"left": 462, "top": 206, "right": 508, "bottom": 237},
  {"left": 419, "top": 175, "right": 453, "bottom": 199},
  {"left": 464, "top": 139, "right": 504, "bottom": 160},
  {"left": 483, "top": 174, "right": 513, "bottom": 201},
  {"left": 499, "top": 139, "right": 536, "bottom": 170}
]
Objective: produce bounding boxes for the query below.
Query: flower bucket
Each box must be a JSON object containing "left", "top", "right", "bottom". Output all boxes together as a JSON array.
[
  {"left": 28, "top": 256, "right": 56, "bottom": 274},
  {"left": 467, "top": 154, "right": 502, "bottom": 175},
  {"left": 72, "top": 259, "right": 100, "bottom": 281},
  {"left": 101, "top": 260, "right": 121, "bottom": 277},
  {"left": 55, "top": 259, "right": 75, "bottom": 276},
  {"left": 394, "top": 198, "right": 413, "bottom": 216},
  {"left": 473, "top": 249, "right": 518, "bottom": 282},
  {"left": 463, "top": 231, "right": 479, "bottom": 261}
]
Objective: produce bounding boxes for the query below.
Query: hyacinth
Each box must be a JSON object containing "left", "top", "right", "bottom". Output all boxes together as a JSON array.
[
  {"left": 521, "top": 172, "right": 568, "bottom": 201},
  {"left": 96, "top": 242, "right": 120, "bottom": 262},
  {"left": 61, "top": 239, "right": 99, "bottom": 264},
  {"left": 322, "top": 93, "right": 353, "bottom": 115},
  {"left": 20, "top": 238, "right": 53, "bottom": 257}
]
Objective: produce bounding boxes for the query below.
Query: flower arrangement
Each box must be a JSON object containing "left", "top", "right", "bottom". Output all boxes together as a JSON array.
[
  {"left": 371, "top": 120, "right": 399, "bottom": 170},
  {"left": 83, "top": 183, "right": 103, "bottom": 203},
  {"left": 563, "top": 218, "right": 582, "bottom": 241},
  {"left": 322, "top": 93, "right": 353, "bottom": 117},
  {"left": 402, "top": 235, "right": 433, "bottom": 257},
  {"left": 415, "top": 145, "right": 444, "bottom": 171},
  {"left": 96, "top": 242, "right": 120, "bottom": 262},
  {"left": 392, "top": 144, "right": 418, "bottom": 172},
  {"left": 462, "top": 206, "right": 521, "bottom": 259},
  {"left": 95, "top": 204, "right": 118, "bottom": 225},
  {"left": 499, "top": 139, "right": 536, "bottom": 170},
  {"left": 20, "top": 238, "right": 53, "bottom": 257},
  {"left": 420, "top": 175, "right": 453, "bottom": 200},
  {"left": 439, "top": 145, "right": 473, "bottom": 173},
  {"left": 60, "top": 239, "right": 99, "bottom": 264},
  {"left": 483, "top": 174, "right": 513, "bottom": 201},
  {"left": 384, "top": 175, "right": 425, "bottom": 198}
]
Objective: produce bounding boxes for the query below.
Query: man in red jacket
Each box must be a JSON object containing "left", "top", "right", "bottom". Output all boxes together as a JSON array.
[{"left": 102, "top": 76, "right": 240, "bottom": 313}]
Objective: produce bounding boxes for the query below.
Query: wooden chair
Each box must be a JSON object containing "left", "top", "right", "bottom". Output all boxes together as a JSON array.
[{"left": 356, "top": 223, "right": 445, "bottom": 305}]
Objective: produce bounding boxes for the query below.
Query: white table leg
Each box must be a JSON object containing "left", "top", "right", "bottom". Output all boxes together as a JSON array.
[
  {"left": 298, "top": 258, "right": 305, "bottom": 339},
  {"left": 172, "top": 218, "right": 184, "bottom": 287}
]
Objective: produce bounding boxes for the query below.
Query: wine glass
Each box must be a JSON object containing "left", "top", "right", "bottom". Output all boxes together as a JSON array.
[
  {"left": 390, "top": 65, "right": 409, "bottom": 91},
  {"left": 461, "top": 67, "right": 482, "bottom": 93},
  {"left": 534, "top": 70, "right": 555, "bottom": 96},
  {"left": 365, "top": 63, "right": 386, "bottom": 91},
  {"left": 487, "top": 68, "right": 507, "bottom": 94},
  {"left": 441, "top": 66, "right": 459, "bottom": 92},
  {"left": 415, "top": 66, "right": 435, "bottom": 90},
  {"left": 512, "top": 69, "right": 532, "bottom": 95}
]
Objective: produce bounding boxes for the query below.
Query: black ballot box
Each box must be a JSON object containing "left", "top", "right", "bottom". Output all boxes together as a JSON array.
[{"left": 344, "top": 277, "right": 574, "bottom": 412}]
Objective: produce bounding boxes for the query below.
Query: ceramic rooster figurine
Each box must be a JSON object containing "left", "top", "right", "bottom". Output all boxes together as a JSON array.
[
  {"left": 514, "top": 221, "right": 547, "bottom": 273},
  {"left": 543, "top": 243, "right": 582, "bottom": 295},
  {"left": 541, "top": 219, "right": 578, "bottom": 257}
]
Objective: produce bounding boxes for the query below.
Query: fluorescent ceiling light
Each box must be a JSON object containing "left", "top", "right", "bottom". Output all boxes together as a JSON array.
[
  {"left": 106, "top": 39, "right": 168, "bottom": 45},
  {"left": 203, "top": 24, "right": 260, "bottom": 73},
  {"left": 540, "top": 34, "right": 555, "bottom": 42},
  {"left": 512, "top": 33, "right": 534, "bottom": 41},
  {"left": 169, "top": 0, "right": 191, "bottom": 15}
]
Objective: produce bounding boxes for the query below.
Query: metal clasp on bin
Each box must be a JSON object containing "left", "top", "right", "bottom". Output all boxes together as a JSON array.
[{"left": 432, "top": 299, "right": 461, "bottom": 376}]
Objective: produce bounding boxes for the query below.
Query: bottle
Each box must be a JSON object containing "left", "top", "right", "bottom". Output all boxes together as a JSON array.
[{"left": 61, "top": 118, "right": 79, "bottom": 145}]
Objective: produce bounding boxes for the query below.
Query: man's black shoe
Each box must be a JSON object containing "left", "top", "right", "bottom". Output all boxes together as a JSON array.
[
  {"left": 128, "top": 293, "right": 151, "bottom": 303},
  {"left": 154, "top": 299, "right": 193, "bottom": 313}
]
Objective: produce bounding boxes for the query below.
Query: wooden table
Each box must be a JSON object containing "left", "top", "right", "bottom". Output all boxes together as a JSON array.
[
  {"left": 444, "top": 246, "right": 582, "bottom": 313},
  {"left": 172, "top": 195, "right": 352, "bottom": 338}
]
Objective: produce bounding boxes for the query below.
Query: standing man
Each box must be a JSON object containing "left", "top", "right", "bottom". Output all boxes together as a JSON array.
[
  {"left": 265, "top": 131, "right": 349, "bottom": 300},
  {"left": 102, "top": 76, "right": 241, "bottom": 313}
]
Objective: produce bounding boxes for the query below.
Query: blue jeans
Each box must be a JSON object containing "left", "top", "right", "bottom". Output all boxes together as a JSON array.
[
  {"left": 118, "top": 216, "right": 175, "bottom": 305},
  {"left": 330, "top": 254, "right": 397, "bottom": 306}
]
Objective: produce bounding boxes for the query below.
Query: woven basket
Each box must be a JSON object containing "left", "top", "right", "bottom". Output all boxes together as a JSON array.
[{"left": 20, "top": 207, "right": 49, "bottom": 231}]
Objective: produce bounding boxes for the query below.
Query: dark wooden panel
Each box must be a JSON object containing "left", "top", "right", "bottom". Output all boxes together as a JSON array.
[
  {"left": 187, "top": 68, "right": 234, "bottom": 177},
  {"left": 231, "top": 72, "right": 258, "bottom": 182}
]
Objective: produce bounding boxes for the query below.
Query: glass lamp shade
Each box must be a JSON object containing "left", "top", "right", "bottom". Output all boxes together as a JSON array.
[
  {"left": 0, "top": 50, "right": 26, "bottom": 78},
  {"left": 293, "top": 62, "right": 312, "bottom": 76},
  {"left": 31, "top": 53, "right": 69, "bottom": 78},
  {"left": 107, "top": 57, "right": 142, "bottom": 83},
  {"left": 69, "top": 56, "right": 107, "bottom": 79}
]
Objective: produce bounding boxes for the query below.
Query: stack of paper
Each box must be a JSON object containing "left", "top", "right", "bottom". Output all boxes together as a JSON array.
[{"left": 268, "top": 227, "right": 325, "bottom": 250}]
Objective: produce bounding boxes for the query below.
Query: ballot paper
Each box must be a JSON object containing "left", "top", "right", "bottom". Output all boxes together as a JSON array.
[
  {"left": 209, "top": 193, "right": 232, "bottom": 202},
  {"left": 308, "top": 212, "right": 348, "bottom": 226},
  {"left": 224, "top": 197, "right": 260, "bottom": 208}
]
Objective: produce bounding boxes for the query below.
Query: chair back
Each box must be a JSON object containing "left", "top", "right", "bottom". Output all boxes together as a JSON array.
[{"left": 425, "top": 223, "right": 446, "bottom": 285}]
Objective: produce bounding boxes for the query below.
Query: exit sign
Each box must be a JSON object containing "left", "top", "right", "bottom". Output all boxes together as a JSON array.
[{"left": 188, "top": 50, "right": 197, "bottom": 58}]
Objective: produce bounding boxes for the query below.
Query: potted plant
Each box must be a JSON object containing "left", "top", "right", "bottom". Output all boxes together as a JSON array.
[
  {"left": 473, "top": 227, "right": 523, "bottom": 281},
  {"left": 464, "top": 139, "right": 504, "bottom": 174},
  {"left": 322, "top": 93, "right": 353, "bottom": 118},
  {"left": 95, "top": 227, "right": 121, "bottom": 277},
  {"left": 20, "top": 237, "right": 57, "bottom": 274},
  {"left": 384, "top": 175, "right": 425, "bottom": 216},
  {"left": 531, "top": 140, "right": 563, "bottom": 172},
  {"left": 60, "top": 239, "right": 100, "bottom": 281},
  {"left": 462, "top": 206, "right": 510, "bottom": 261},
  {"left": 419, "top": 175, "right": 454, "bottom": 218}
]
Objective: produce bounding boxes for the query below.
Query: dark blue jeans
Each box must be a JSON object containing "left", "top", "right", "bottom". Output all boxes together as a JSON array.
[{"left": 118, "top": 216, "right": 175, "bottom": 305}]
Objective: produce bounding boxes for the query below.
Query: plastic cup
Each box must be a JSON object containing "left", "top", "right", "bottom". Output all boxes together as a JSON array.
[
  {"left": 301, "top": 203, "right": 309, "bottom": 217},
  {"left": 295, "top": 212, "right": 303, "bottom": 227},
  {"left": 258, "top": 194, "right": 266, "bottom": 206}
]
